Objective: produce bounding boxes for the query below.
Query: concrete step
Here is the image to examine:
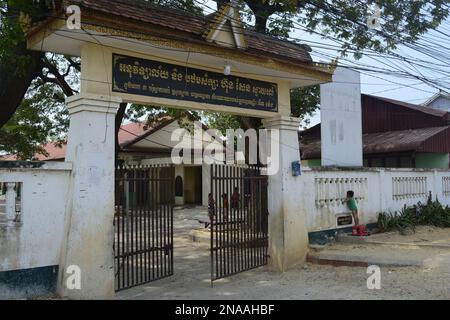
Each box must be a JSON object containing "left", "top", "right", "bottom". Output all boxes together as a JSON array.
[
  {"left": 337, "top": 232, "right": 450, "bottom": 250},
  {"left": 307, "top": 251, "right": 424, "bottom": 268},
  {"left": 306, "top": 242, "right": 450, "bottom": 268}
]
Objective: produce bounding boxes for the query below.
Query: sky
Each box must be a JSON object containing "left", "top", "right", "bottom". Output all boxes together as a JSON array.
[
  {"left": 203, "top": 1, "right": 450, "bottom": 128},
  {"left": 302, "top": 18, "right": 450, "bottom": 127}
]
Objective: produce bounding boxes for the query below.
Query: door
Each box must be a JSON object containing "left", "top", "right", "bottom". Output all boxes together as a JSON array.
[
  {"left": 210, "top": 164, "right": 269, "bottom": 283},
  {"left": 114, "top": 165, "right": 174, "bottom": 291}
]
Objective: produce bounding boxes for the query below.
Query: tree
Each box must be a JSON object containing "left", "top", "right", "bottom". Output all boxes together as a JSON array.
[
  {"left": 232, "top": 0, "right": 448, "bottom": 53},
  {"left": 290, "top": 85, "right": 320, "bottom": 128},
  {"left": 1, "top": 0, "right": 448, "bottom": 157},
  {"left": 224, "top": 0, "right": 449, "bottom": 129},
  {"left": 0, "top": 0, "right": 204, "bottom": 159},
  {"left": 0, "top": 80, "right": 68, "bottom": 159}
]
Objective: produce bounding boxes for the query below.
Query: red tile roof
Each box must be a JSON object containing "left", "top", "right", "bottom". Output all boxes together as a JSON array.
[{"left": 0, "top": 119, "right": 174, "bottom": 161}]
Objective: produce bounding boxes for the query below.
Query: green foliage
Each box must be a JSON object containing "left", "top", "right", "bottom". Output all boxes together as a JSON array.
[
  {"left": 415, "top": 195, "right": 450, "bottom": 227},
  {"left": 203, "top": 112, "right": 241, "bottom": 135},
  {"left": 1, "top": 0, "right": 449, "bottom": 159},
  {"left": 235, "top": 0, "right": 449, "bottom": 57},
  {"left": 377, "top": 193, "right": 450, "bottom": 234},
  {"left": 150, "top": 0, "right": 203, "bottom": 15},
  {"left": 290, "top": 85, "right": 320, "bottom": 126},
  {"left": 0, "top": 0, "right": 56, "bottom": 64},
  {"left": 377, "top": 205, "right": 417, "bottom": 234},
  {"left": 266, "top": 11, "right": 295, "bottom": 38},
  {"left": 0, "top": 81, "right": 68, "bottom": 160},
  {"left": 125, "top": 104, "right": 202, "bottom": 132},
  {"left": 298, "top": 0, "right": 449, "bottom": 57}
]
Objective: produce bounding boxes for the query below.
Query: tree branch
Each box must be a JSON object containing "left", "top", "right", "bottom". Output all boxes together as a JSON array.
[
  {"left": 65, "top": 56, "right": 81, "bottom": 72},
  {"left": 41, "top": 56, "right": 76, "bottom": 97}
]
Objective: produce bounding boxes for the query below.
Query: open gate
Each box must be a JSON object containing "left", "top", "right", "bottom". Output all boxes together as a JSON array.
[
  {"left": 114, "top": 165, "right": 174, "bottom": 291},
  {"left": 210, "top": 164, "right": 269, "bottom": 283}
]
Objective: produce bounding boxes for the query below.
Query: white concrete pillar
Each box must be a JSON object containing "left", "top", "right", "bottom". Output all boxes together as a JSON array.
[
  {"left": 202, "top": 163, "right": 211, "bottom": 207},
  {"left": 262, "top": 115, "right": 309, "bottom": 272},
  {"left": 5, "top": 183, "right": 16, "bottom": 220},
  {"left": 58, "top": 94, "right": 122, "bottom": 299},
  {"left": 320, "top": 67, "right": 363, "bottom": 167}
]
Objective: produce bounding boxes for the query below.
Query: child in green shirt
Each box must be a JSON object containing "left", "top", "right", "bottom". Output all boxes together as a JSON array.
[{"left": 345, "top": 190, "right": 360, "bottom": 226}]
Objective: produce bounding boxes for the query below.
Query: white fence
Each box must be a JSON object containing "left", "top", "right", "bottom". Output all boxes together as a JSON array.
[
  {"left": 0, "top": 162, "right": 72, "bottom": 272},
  {"left": 302, "top": 167, "right": 450, "bottom": 233},
  {"left": 2, "top": 162, "right": 450, "bottom": 273}
]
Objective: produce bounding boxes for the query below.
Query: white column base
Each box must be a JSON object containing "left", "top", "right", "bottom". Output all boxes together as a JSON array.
[
  {"left": 262, "top": 115, "right": 309, "bottom": 272},
  {"left": 57, "top": 94, "right": 122, "bottom": 299}
]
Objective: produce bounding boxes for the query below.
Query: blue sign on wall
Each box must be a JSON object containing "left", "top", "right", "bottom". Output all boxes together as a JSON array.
[{"left": 292, "top": 161, "right": 301, "bottom": 176}]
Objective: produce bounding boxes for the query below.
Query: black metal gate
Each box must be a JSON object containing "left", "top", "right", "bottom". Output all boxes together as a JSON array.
[
  {"left": 210, "top": 164, "right": 269, "bottom": 283},
  {"left": 114, "top": 165, "right": 174, "bottom": 291}
]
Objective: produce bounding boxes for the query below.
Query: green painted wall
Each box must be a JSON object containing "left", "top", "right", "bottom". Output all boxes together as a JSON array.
[
  {"left": 416, "top": 153, "right": 449, "bottom": 169},
  {"left": 302, "top": 159, "right": 321, "bottom": 167}
]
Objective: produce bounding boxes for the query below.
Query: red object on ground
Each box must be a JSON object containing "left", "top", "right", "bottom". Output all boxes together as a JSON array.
[{"left": 352, "top": 225, "right": 369, "bottom": 236}]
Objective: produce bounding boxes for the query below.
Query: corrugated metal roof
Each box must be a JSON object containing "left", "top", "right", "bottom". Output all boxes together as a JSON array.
[
  {"left": 300, "top": 126, "right": 450, "bottom": 159},
  {"left": 363, "top": 126, "right": 450, "bottom": 154},
  {"left": 363, "top": 94, "right": 450, "bottom": 119}
]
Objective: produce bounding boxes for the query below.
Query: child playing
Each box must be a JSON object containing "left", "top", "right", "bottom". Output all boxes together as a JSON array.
[
  {"left": 222, "top": 193, "right": 229, "bottom": 221},
  {"left": 208, "top": 193, "right": 215, "bottom": 222},
  {"left": 345, "top": 190, "right": 360, "bottom": 226},
  {"left": 231, "top": 187, "right": 240, "bottom": 210}
]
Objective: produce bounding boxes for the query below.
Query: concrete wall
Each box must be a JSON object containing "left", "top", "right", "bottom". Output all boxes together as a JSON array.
[
  {"left": 320, "top": 67, "right": 363, "bottom": 167},
  {"left": 301, "top": 167, "right": 450, "bottom": 233},
  {"left": 202, "top": 164, "right": 211, "bottom": 207},
  {"left": 0, "top": 162, "right": 72, "bottom": 298},
  {"left": 0, "top": 162, "right": 72, "bottom": 271}
]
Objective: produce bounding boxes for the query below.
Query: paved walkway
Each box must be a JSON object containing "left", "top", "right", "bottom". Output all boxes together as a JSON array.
[{"left": 116, "top": 207, "right": 450, "bottom": 300}]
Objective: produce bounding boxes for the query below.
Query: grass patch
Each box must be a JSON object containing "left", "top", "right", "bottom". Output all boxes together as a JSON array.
[{"left": 377, "top": 192, "right": 450, "bottom": 234}]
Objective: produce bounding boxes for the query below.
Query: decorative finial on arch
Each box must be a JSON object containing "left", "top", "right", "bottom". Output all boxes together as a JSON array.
[{"left": 203, "top": 1, "right": 247, "bottom": 50}]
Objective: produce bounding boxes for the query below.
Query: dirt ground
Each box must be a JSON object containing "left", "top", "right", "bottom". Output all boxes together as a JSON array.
[
  {"left": 367, "top": 225, "right": 450, "bottom": 246},
  {"left": 116, "top": 206, "right": 450, "bottom": 300}
]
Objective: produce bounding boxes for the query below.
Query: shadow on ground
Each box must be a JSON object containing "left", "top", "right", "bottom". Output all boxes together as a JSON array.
[{"left": 116, "top": 206, "right": 450, "bottom": 300}]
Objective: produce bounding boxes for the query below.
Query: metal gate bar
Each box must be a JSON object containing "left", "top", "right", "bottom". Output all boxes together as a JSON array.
[
  {"left": 114, "top": 165, "right": 174, "bottom": 292},
  {"left": 210, "top": 164, "right": 269, "bottom": 282}
]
